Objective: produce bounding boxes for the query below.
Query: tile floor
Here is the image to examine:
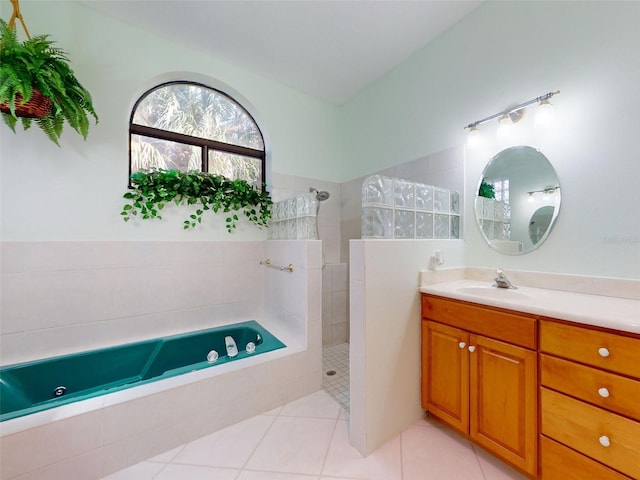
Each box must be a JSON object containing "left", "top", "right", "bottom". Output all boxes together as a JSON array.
[
  {"left": 102, "top": 389, "right": 528, "bottom": 480},
  {"left": 322, "top": 343, "right": 350, "bottom": 411}
]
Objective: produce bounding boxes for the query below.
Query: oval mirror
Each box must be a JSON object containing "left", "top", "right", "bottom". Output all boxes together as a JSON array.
[{"left": 475, "top": 146, "right": 561, "bottom": 255}]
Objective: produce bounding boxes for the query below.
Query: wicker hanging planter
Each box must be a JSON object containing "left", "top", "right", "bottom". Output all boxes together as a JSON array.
[
  {"left": 0, "top": 0, "right": 51, "bottom": 118},
  {"left": 0, "top": 88, "right": 52, "bottom": 118},
  {"left": 0, "top": 0, "right": 98, "bottom": 145}
]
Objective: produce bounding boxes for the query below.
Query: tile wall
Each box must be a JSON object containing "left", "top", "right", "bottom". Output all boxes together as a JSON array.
[
  {"left": 0, "top": 241, "right": 266, "bottom": 365},
  {"left": 272, "top": 145, "right": 464, "bottom": 349}
]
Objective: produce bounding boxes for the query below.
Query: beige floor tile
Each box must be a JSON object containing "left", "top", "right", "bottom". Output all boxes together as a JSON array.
[
  {"left": 280, "top": 389, "right": 341, "bottom": 419},
  {"left": 322, "top": 420, "right": 402, "bottom": 480},
  {"left": 147, "top": 446, "right": 184, "bottom": 463},
  {"left": 401, "top": 424, "right": 485, "bottom": 480},
  {"left": 171, "top": 414, "right": 275, "bottom": 468},
  {"left": 473, "top": 444, "right": 530, "bottom": 480},
  {"left": 237, "top": 471, "right": 319, "bottom": 480},
  {"left": 153, "top": 464, "right": 239, "bottom": 480},
  {"left": 100, "top": 461, "right": 165, "bottom": 480},
  {"left": 245, "top": 416, "right": 336, "bottom": 475}
]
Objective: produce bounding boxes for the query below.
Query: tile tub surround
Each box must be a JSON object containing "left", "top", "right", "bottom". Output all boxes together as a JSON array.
[
  {"left": 0, "top": 240, "right": 323, "bottom": 479},
  {"left": 101, "top": 390, "right": 527, "bottom": 480},
  {"left": 420, "top": 267, "right": 640, "bottom": 333}
]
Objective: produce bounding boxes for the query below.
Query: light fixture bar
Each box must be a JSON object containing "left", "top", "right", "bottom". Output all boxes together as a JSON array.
[
  {"left": 527, "top": 186, "right": 560, "bottom": 195},
  {"left": 464, "top": 91, "right": 560, "bottom": 130}
]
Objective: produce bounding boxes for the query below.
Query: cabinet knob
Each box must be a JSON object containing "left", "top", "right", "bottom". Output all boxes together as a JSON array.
[
  {"left": 599, "top": 435, "right": 611, "bottom": 447},
  {"left": 468, "top": 346, "right": 476, "bottom": 353},
  {"left": 598, "top": 347, "right": 610, "bottom": 358},
  {"left": 598, "top": 387, "right": 610, "bottom": 398},
  {"left": 459, "top": 342, "right": 466, "bottom": 349}
]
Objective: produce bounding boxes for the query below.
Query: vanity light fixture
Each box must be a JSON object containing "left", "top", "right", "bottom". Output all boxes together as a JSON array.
[
  {"left": 527, "top": 185, "right": 560, "bottom": 197},
  {"left": 465, "top": 91, "right": 560, "bottom": 143},
  {"left": 534, "top": 97, "right": 555, "bottom": 126},
  {"left": 497, "top": 113, "right": 515, "bottom": 138},
  {"left": 466, "top": 124, "right": 481, "bottom": 147}
]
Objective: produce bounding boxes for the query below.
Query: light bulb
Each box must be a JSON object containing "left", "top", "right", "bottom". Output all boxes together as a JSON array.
[
  {"left": 535, "top": 98, "right": 555, "bottom": 126},
  {"left": 497, "top": 114, "right": 513, "bottom": 138},
  {"left": 467, "top": 125, "right": 481, "bottom": 148}
]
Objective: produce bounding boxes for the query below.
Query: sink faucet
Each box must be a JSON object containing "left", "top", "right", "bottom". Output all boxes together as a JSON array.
[{"left": 494, "top": 269, "right": 517, "bottom": 289}]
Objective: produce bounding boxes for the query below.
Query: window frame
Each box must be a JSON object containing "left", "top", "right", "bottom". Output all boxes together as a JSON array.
[{"left": 129, "top": 81, "right": 266, "bottom": 191}]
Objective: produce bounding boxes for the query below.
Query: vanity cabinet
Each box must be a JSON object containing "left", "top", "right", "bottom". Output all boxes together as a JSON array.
[
  {"left": 540, "top": 319, "right": 640, "bottom": 480},
  {"left": 421, "top": 295, "right": 538, "bottom": 477}
]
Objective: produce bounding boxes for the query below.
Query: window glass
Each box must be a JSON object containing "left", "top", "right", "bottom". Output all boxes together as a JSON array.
[
  {"left": 130, "top": 82, "right": 265, "bottom": 189},
  {"left": 208, "top": 151, "right": 262, "bottom": 187},
  {"left": 131, "top": 134, "right": 201, "bottom": 172}
]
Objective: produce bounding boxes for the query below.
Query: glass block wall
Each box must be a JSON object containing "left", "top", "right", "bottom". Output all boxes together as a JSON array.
[
  {"left": 474, "top": 197, "right": 511, "bottom": 240},
  {"left": 361, "top": 175, "right": 461, "bottom": 239},
  {"left": 269, "top": 193, "right": 319, "bottom": 240}
]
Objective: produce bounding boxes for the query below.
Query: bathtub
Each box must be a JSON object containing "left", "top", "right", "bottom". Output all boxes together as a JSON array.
[{"left": 0, "top": 320, "right": 285, "bottom": 423}]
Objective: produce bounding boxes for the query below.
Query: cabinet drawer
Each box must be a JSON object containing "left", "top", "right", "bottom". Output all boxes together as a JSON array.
[
  {"left": 541, "top": 354, "right": 640, "bottom": 421},
  {"left": 541, "top": 436, "right": 631, "bottom": 480},
  {"left": 541, "top": 388, "right": 640, "bottom": 479},
  {"left": 540, "top": 320, "right": 640, "bottom": 379},
  {"left": 421, "top": 295, "right": 536, "bottom": 349}
]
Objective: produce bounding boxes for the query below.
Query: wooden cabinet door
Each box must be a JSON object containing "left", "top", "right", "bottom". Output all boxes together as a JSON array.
[
  {"left": 469, "top": 334, "right": 538, "bottom": 476},
  {"left": 422, "top": 321, "right": 469, "bottom": 433}
]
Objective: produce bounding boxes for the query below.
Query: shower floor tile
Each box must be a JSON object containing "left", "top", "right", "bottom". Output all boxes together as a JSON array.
[{"left": 322, "top": 343, "right": 349, "bottom": 411}]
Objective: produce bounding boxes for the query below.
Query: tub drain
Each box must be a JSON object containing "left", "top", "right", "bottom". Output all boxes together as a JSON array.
[
  {"left": 53, "top": 386, "right": 67, "bottom": 397},
  {"left": 326, "top": 370, "right": 337, "bottom": 376}
]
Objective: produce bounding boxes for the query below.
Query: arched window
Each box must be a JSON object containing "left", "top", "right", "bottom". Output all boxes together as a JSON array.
[{"left": 129, "top": 82, "right": 265, "bottom": 190}]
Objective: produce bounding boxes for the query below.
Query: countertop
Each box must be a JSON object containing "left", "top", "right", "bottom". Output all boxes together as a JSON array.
[{"left": 420, "top": 279, "right": 640, "bottom": 334}]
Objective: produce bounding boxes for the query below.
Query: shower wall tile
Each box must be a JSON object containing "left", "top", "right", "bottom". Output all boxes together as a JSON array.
[
  {"left": 322, "top": 293, "right": 332, "bottom": 327},
  {"left": 331, "top": 263, "right": 349, "bottom": 292},
  {"left": 322, "top": 262, "right": 349, "bottom": 346},
  {"left": 330, "top": 290, "right": 348, "bottom": 325}
]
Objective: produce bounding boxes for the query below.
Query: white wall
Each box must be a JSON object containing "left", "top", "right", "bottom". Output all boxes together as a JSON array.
[
  {"left": 349, "top": 239, "right": 465, "bottom": 455},
  {"left": 0, "top": 1, "right": 344, "bottom": 242},
  {"left": 340, "top": 1, "right": 640, "bottom": 279}
]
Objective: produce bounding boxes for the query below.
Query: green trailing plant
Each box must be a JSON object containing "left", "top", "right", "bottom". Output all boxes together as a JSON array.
[
  {"left": 0, "top": 18, "right": 98, "bottom": 145},
  {"left": 478, "top": 180, "right": 496, "bottom": 199},
  {"left": 121, "top": 169, "right": 273, "bottom": 233}
]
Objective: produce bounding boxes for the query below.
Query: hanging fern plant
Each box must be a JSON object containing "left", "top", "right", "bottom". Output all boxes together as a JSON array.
[
  {"left": 0, "top": 11, "right": 98, "bottom": 145},
  {"left": 121, "top": 169, "right": 273, "bottom": 233}
]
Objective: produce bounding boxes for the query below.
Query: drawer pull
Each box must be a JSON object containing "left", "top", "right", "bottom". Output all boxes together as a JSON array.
[
  {"left": 598, "top": 435, "right": 611, "bottom": 447},
  {"left": 458, "top": 342, "right": 466, "bottom": 349},
  {"left": 468, "top": 346, "right": 476, "bottom": 353},
  {"left": 598, "top": 387, "right": 610, "bottom": 398},
  {"left": 598, "top": 347, "right": 610, "bottom": 358}
]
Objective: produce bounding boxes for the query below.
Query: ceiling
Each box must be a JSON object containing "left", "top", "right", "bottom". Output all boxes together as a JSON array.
[{"left": 80, "top": 1, "right": 484, "bottom": 105}]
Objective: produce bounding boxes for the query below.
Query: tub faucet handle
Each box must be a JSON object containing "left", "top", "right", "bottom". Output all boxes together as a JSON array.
[{"left": 225, "top": 336, "right": 238, "bottom": 358}]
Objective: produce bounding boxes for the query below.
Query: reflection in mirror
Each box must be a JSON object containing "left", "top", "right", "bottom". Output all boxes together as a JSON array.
[
  {"left": 475, "top": 146, "right": 561, "bottom": 255},
  {"left": 529, "top": 205, "right": 555, "bottom": 245}
]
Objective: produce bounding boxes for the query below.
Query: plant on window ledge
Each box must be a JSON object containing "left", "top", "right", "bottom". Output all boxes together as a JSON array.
[
  {"left": 0, "top": 9, "right": 98, "bottom": 146},
  {"left": 478, "top": 180, "right": 496, "bottom": 199},
  {"left": 121, "top": 169, "right": 272, "bottom": 233}
]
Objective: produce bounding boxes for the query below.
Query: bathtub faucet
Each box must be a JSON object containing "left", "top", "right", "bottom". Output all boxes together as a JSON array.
[{"left": 225, "top": 336, "right": 239, "bottom": 358}]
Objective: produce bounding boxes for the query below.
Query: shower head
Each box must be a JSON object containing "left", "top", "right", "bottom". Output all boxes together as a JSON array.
[{"left": 309, "top": 187, "right": 330, "bottom": 202}]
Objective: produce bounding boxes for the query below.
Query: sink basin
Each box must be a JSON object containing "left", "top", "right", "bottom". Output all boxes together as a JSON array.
[{"left": 455, "top": 286, "right": 532, "bottom": 302}]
